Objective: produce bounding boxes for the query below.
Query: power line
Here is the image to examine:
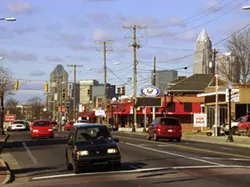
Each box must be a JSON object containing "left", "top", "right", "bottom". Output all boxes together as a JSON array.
[{"left": 149, "top": 0, "right": 247, "bottom": 37}]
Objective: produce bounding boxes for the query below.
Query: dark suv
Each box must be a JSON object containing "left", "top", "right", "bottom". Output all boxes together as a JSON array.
[{"left": 65, "top": 123, "right": 121, "bottom": 173}]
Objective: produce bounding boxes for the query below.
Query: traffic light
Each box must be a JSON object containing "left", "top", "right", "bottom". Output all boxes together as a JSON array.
[
  {"left": 62, "top": 89, "right": 66, "bottom": 99},
  {"left": 117, "top": 87, "right": 121, "bottom": 95},
  {"left": 62, "top": 93, "right": 66, "bottom": 99},
  {"left": 87, "top": 89, "right": 90, "bottom": 96},
  {"left": 44, "top": 82, "right": 48, "bottom": 92},
  {"left": 121, "top": 85, "right": 125, "bottom": 95},
  {"left": 14, "top": 80, "right": 19, "bottom": 90}
]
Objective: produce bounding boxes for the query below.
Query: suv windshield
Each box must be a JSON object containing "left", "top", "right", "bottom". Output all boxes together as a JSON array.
[
  {"left": 161, "top": 118, "right": 179, "bottom": 126},
  {"left": 34, "top": 121, "right": 51, "bottom": 126},
  {"left": 76, "top": 126, "right": 112, "bottom": 143}
]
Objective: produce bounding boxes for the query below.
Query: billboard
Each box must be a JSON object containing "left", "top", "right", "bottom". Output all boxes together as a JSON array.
[
  {"left": 5, "top": 114, "right": 16, "bottom": 122},
  {"left": 137, "top": 97, "right": 161, "bottom": 107}
]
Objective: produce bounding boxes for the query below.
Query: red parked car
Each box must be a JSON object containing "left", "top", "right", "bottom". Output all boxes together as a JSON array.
[
  {"left": 147, "top": 117, "right": 182, "bottom": 142},
  {"left": 64, "top": 121, "right": 74, "bottom": 131},
  {"left": 31, "top": 120, "right": 54, "bottom": 139},
  {"left": 237, "top": 115, "right": 250, "bottom": 136}
]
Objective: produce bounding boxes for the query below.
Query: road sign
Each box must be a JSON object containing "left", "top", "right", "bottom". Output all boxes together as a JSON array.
[
  {"left": 193, "top": 113, "right": 207, "bottom": 127},
  {"left": 140, "top": 85, "right": 160, "bottom": 97}
]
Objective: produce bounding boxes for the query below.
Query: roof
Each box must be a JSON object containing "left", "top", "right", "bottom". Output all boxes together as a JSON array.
[
  {"left": 168, "top": 74, "right": 213, "bottom": 92},
  {"left": 196, "top": 29, "right": 210, "bottom": 43},
  {"left": 74, "top": 123, "right": 105, "bottom": 128}
]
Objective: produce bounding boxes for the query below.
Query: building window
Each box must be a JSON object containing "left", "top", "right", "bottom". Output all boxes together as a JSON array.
[
  {"left": 184, "top": 102, "right": 192, "bottom": 112},
  {"left": 167, "top": 102, "right": 175, "bottom": 112}
]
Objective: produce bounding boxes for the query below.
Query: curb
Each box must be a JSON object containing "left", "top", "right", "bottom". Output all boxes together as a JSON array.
[
  {"left": 0, "top": 159, "right": 11, "bottom": 185},
  {"left": 0, "top": 134, "right": 10, "bottom": 154},
  {"left": 118, "top": 131, "right": 250, "bottom": 148}
]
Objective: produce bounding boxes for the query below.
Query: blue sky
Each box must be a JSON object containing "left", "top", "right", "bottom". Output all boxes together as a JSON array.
[{"left": 0, "top": 0, "right": 249, "bottom": 104}]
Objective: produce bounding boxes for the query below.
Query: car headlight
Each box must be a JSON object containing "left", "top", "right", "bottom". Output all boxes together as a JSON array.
[
  {"left": 33, "top": 129, "right": 38, "bottom": 132},
  {"left": 107, "top": 148, "right": 118, "bottom": 154},
  {"left": 77, "top": 150, "right": 89, "bottom": 156}
]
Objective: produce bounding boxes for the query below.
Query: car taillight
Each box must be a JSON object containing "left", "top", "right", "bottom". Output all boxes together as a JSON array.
[
  {"left": 48, "top": 129, "right": 53, "bottom": 132},
  {"left": 157, "top": 128, "right": 161, "bottom": 132}
]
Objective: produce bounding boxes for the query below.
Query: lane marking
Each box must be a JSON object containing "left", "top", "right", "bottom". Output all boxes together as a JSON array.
[
  {"left": 32, "top": 165, "right": 250, "bottom": 180},
  {"left": 125, "top": 142, "right": 224, "bottom": 166},
  {"left": 201, "top": 157, "right": 250, "bottom": 161},
  {"left": 22, "top": 142, "right": 38, "bottom": 165},
  {"left": 115, "top": 135, "right": 250, "bottom": 159},
  {"left": 220, "top": 147, "right": 234, "bottom": 151}
]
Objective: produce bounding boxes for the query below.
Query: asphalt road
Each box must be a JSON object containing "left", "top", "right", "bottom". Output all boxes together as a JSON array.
[{"left": 1, "top": 130, "right": 250, "bottom": 187}]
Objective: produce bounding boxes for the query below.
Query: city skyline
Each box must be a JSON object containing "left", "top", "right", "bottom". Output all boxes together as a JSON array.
[{"left": 1, "top": 0, "right": 249, "bottom": 103}]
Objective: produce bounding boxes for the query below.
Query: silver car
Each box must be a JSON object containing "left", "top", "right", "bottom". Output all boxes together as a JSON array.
[{"left": 8, "top": 120, "right": 30, "bottom": 131}]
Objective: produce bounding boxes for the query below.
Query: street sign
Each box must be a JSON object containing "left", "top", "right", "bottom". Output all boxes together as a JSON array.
[
  {"left": 95, "top": 109, "right": 105, "bottom": 117},
  {"left": 140, "top": 85, "right": 160, "bottom": 97},
  {"left": 226, "top": 89, "right": 239, "bottom": 102}
]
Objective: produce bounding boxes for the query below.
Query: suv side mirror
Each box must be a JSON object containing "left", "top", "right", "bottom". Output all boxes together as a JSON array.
[{"left": 114, "top": 138, "right": 119, "bottom": 143}]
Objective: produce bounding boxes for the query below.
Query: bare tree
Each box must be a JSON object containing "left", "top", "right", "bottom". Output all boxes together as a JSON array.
[
  {"left": 0, "top": 65, "right": 15, "bottom": 135},
  {"left": 26, "top": 96, "right": 44, "bottom": 121},
  {"left": 224, "top": 28, "right": 250, "bottom": 84},
  {"left": 5, "top": 98, "right": 23, "bottom": 119}
]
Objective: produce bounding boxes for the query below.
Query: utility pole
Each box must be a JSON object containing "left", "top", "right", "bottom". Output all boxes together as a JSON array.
[
  {"left": 152, "top": 56, "right": 156, "bottom": 120},
  {"left": 123, "top": 25, "right": 147, "bottom": 132},
  {"left": 212, "top": 49, "right": 219, "bottom": 136},
  {"left": 95, "top": 40, "right": 113, "bottom": 125},
  {"left": 67, "top": 64, "right": 83, "bottom": 121},
  {"left": 59, "top": 77, "right": 62, "bottom": 130}
]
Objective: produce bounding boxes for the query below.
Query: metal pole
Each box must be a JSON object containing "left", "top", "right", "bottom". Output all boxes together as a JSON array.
[
  {"left": 73, "top": 65, "right": 76, "bottom": 120},
  {"left": 104, "top": 42, "right": 107, "bottom": 125},
  {"left": 213, "top": 49, "right": 219, "bottom": 136},
  {"left": 164, "top": 93, "right": 167, "bottom": 118},
  {"left": 227, "top": 87, "right": 233, "bottom": 142},
  {"left": 0, "top": 93, "right": 5, "bottom": 135},
  {"left": 152, "top": 56, "right": 156, "bottom": 120},
  {"left": 59, "top": 76, "right": 62, "bottom": 130},
  {"left": 132, "top": 26, "right": 137, "bottom": 132}
]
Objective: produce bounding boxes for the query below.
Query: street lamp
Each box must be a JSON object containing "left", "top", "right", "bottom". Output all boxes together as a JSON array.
[
  {"left": 227, "top": 83, "right": 234, "bottom": 142},
  {"left": 0, "top": 17, "right": 16, "bottom": 21},
  {"left": 0, "top": 57, "right": 4, "bottom": 60},
  {"left": 243, "top": 5, "right": 250, "bottom": 10}
]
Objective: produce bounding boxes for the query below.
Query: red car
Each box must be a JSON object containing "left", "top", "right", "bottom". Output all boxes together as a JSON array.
[
  {"left": 31, "top": 120, "right": 54, "bottom": 139},
  {"left": 147, "top": 117, "right": 182, "bottom": 142},
  {"left": 64, "top": 121, "right": 74, "bottom": 131}
]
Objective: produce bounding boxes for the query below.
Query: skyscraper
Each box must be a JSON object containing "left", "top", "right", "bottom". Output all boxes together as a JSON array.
[
  {"left": 193, "top": 29, "right": 213, "bottom": 74},
  {"left": 48, "top": 64, "right": 69, "bottom": 121}
]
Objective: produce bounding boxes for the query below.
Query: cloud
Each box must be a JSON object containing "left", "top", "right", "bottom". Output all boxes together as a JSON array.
[
  {"left": 8, "top": 2, "right": 33, "bottom": 15},
  {"left": 204, "top": 1, "right": 222, "bottom": 12},
  {"left": 13, "top": 25, "right": 37, "bottom": 34},
  {"left": 176, "top": 30, "right": 197, "bottom": 41},
  {"left": 60, "top": 32, "right": 85, "bottom": 44},
  {"left": 0, "top": 48, "right": 38, "bottom": 62},
  {"left": 167, "top": 18, "right": 186, "bottom": 27},
  {"left": 45, "top": 56, "right": 64, "bottom": 62},
  {"left": 29, "top": 70, "right": 46, "bottom": 76},
  {"left": 92, "top": 29, "right": 114, "bottom": 41}
]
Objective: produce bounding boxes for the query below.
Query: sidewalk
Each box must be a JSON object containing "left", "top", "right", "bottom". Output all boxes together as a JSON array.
[
  {"left": 119, "top": 131, "right": 250, "bottom": 148},
  {"left": 0, "top": 134, "right": 11, "bottom": 185}
]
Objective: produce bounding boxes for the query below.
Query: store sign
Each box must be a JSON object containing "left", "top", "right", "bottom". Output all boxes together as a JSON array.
[
  {"left": 140, "top": 85, "right": 160, "bottom": 97},
  {"left": 226, "top": 89, "right": 239, "bottom": 102},
  {"left": 95, "top": 109, "right": 105, "bottom": 117},
  {"left": 193, "top": 113, "right": 207, "bottom": 127}
]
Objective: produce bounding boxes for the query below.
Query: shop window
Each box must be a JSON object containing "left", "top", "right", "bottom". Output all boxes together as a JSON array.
[
  {"left": 167, "top": 102, "right": 175, "bottom": 112},
  {"left": 184, "top": 102, "right": 192, "bottom": 112}
]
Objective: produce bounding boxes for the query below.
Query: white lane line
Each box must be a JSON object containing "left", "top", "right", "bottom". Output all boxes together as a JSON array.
[
  {"left": 32, "top": 165, "right": 250, "bottom": 180},
  {"left": 125, "top": 142, "right": 225, "bottom": 166},
  {"left": 22, "top": 142, "right": 38, "bottom": 165},
  {"left": 220, "top": 147, "right": 234, "bottom": 151},
  {"left": 158, "top": 145, "right": 171, "bottom": 147},
  {"left": 201, "top": 157, "right": 250, "bottom": 161}
]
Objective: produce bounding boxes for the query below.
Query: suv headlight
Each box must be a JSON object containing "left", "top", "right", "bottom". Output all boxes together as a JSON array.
[
  {"left": 77, "top": 150, "right": 89, "bottom": 156},
  {"left": 107, "top": 148, "right": 118, "bottom": 154}
]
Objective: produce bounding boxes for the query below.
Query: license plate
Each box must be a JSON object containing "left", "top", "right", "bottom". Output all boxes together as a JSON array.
[{"left": 168, "top": 129, "right": 173, "bottom": 132}]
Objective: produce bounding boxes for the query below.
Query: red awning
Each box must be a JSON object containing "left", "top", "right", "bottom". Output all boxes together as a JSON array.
[{"left": 78, "top": 111, "right": 96, "bottom": 118}]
